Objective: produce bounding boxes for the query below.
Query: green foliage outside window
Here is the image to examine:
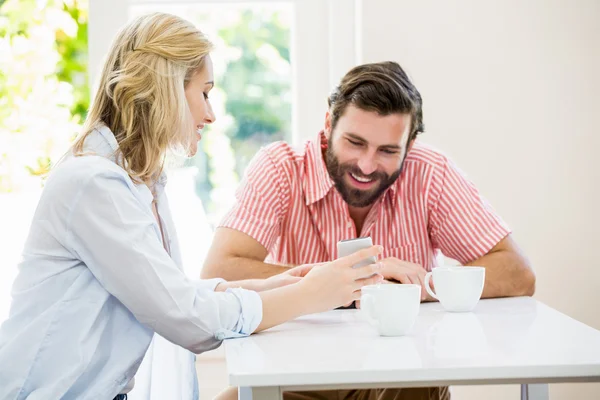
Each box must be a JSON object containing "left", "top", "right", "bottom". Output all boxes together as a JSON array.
[
  {"left": 0, "top": 1, "right": 292, "bottom": 218},
  {"left": 0, "top": 0, "right": 88, "bottom": 192}
]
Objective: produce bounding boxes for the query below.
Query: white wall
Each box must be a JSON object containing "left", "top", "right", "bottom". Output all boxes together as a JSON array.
[{"left": 358, "top": 0, "right": 600, "bottom": 399}]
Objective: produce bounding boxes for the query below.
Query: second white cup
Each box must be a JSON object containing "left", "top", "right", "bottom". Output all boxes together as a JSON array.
[{"left": 424, "top": 266, "right": 485, "bottom": 312}]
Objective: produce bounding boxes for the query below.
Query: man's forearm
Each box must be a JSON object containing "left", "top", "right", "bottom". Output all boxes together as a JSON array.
[
  {"left": 468, "top": 249, "right": 535, "bottom": 298},
  {"left": 202, "top": 257, "right": 291, "bottom": 280}
]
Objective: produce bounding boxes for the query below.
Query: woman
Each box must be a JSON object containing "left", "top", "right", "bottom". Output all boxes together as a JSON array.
[{"left": 0, "top": 12, "right": 383, "bottom": 400}]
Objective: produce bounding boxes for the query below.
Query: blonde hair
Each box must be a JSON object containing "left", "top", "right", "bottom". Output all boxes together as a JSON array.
[{"left": 72, "top": 12, "right": 213, "bottom": 185}]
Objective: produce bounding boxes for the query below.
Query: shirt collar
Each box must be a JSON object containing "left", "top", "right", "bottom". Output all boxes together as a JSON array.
[
  {"left": 303, "top": 131, "right": 335, "bottom": 205},
  {"left": 85, "top": 125, "right": 168, "bottom": 203},
  {"left": 303, "top": 131, "right": 399, "bottom": 206}
]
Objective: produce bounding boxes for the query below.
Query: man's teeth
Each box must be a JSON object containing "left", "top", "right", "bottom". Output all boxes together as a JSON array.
[{"left": 351, "top": 173, "right": 373, "bottom": 183}]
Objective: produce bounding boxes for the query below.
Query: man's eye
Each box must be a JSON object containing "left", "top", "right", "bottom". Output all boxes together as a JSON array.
[{"left": 381, "top": 149, "right": 398, "bottom": 155}]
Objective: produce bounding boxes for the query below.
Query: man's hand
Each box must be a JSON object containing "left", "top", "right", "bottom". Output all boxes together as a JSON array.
[
  {"left": 354, "top": 257, "right": 434, "bottom": 308},
  {"left": 380, "top": 257, "right": 428, "bottom": 297}
]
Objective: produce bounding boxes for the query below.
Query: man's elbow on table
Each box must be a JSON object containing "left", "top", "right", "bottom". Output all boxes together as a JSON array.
[
  {"left": 507, "top": 244, "right": 536, "bottom": 297},
  {"left": 520, "top": 264, "right": 536, "bottom": 297},
  {"left": 503, "top": 250, "right": 536, "bottom": 297},
  {"left": 476, "top": 235, "right": 536, "bottom": 298}
]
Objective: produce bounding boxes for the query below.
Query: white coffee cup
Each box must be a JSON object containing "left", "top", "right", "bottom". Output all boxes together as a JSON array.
[
  {"left": 361, "top": 284, "right": 421, "bottom": 336},
  {"left": 424, "top": 266, "right": 485, "bottom": 312}
]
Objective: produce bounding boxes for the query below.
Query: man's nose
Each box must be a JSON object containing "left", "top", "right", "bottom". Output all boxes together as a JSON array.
[{"left": 356, "top": 155, "right": 377, "bottom": 176}]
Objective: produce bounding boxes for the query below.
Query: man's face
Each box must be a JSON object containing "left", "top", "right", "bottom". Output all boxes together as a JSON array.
[{"left": 324, "top": 105, "right": 413, "bottom": 208}]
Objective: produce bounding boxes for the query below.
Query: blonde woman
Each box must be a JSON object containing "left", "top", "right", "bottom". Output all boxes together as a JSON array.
[{"left": 0, "top": 13, "right": 384, "bottom": 400}]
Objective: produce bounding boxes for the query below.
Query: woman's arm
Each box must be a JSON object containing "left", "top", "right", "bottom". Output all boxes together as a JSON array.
[{"left": 66, "top": 169, "right": 261, "bottom": 353}]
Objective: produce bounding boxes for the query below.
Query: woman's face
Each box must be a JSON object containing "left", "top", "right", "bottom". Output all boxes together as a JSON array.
[{"left": 184, "top": 55, "right": 216, "bottom": 157}]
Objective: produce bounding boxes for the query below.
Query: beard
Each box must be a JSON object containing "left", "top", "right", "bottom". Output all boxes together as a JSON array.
[{"left": 324, "top": 141, "right": 405, "bottom": 208}]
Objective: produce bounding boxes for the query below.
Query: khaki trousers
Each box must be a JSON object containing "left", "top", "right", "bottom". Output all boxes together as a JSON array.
[{"left": 283, "top": 387, "right": 450, "bottom": 400}]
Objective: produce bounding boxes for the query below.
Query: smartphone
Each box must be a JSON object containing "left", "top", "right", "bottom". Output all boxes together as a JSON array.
[{"left": 337, "top": 236, "right": 378, "bottom": 269}]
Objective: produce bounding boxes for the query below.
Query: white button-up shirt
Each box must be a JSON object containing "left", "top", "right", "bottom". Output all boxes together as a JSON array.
[{"left": 0, "top": 126, "right": 262, "bottom": 399}]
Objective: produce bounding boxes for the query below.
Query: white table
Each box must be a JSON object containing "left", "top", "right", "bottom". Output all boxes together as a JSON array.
[{"left": 224, "top": 297, "right": 600, "bottom": 400}]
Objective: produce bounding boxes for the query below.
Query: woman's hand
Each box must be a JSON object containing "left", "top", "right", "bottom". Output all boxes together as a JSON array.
[
  {"left": 260, "top": 263, "right": 325, "bottom": 291},
  {"left": 254, "top": 245, "right": 384, "bottom": 332},
  {"left": 216, "top": 263, "right": 326, "bottom": 293},
  {"left": 297, "top": 245, "right": 384, "bottom": 313}
]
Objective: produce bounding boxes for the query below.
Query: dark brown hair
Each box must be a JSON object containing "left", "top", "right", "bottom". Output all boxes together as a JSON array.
[{"left": 327, "top": 61, "right": 424, "bottom": 141}]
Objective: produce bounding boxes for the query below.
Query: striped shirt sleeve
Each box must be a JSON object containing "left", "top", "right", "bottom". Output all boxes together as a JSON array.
[
  {"left": 219, "top": 147, "right": 287, "bottom": 252},
  {"left": 428, "top": 156, "right": 511, "bottom": 264}
]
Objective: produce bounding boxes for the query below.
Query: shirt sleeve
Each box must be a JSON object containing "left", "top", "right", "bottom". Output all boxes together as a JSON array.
[
  {"left": 219, "top": 147, "right": 288, "bottom": 251},
  {"left": 428, "top": 156, "right": 511, "bottom": 264},
  {"left": 65, "top": 170, "right": 263, "bottom": 353}
]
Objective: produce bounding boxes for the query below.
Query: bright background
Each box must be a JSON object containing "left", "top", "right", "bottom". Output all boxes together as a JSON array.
[{"left": 1, "top": 1, "right": 599, "bottom": 399}]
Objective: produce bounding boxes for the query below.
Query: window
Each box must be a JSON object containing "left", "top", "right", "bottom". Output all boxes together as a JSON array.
[
  {"left": 131, "top": 3, "right": 293, "bottom": 226},
  {"left": 126, "top": 3, "right": 295, "bottom": 274},
  {"left": 89, "top": 0, "right": 358, "bottom": 275},
  {"left": 0, "top": 0, "right": 359, "bottom": 322}
]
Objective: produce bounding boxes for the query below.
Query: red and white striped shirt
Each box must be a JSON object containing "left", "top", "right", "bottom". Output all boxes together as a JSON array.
[{"left": 220, "top": 132, "right": 510, "bottom": 271}]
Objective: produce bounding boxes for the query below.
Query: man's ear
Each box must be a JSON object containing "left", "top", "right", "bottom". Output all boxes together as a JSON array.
[{"left": 324, "top": 111, "right": 332, "bottom": 139}]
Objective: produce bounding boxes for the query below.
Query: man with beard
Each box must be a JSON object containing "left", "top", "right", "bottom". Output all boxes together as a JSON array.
[{"left": 203, "top": 61, "right": 535, "bottom": 400}]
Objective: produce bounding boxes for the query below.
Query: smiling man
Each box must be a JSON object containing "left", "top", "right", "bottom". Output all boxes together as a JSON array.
[{"left": 203, "top": 61, "right": 535, "bottom": 400}]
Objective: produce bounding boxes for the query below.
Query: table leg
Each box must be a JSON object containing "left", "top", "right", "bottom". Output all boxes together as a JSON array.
[
  {"left": 521, "top": 384, "right": 549, "bottom": 400},
  {"left": 238, "top": 386, "right": 282, "bottom": 400}
]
